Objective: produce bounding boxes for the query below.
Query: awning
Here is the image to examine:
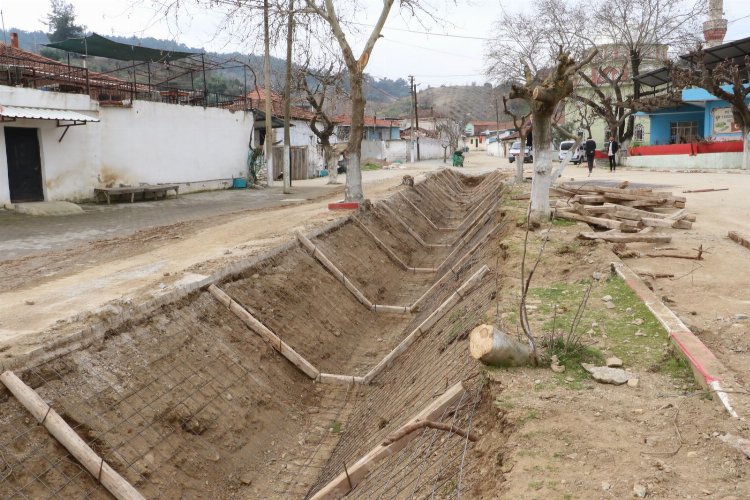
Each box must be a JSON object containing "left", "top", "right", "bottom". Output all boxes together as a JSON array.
[
  {"left": 253, "top": 110, "right": 285, "bottom": 129},
  {"left": 44, "top": 33, "right": 197, "bottom": 63},
  {"left": 0, "top": 105, "right": 100, "bottom": 122}
]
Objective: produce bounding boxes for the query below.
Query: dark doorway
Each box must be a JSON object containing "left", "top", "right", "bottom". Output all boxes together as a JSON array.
[{"left": 5, "top": 127, "right": 44, "bottom": 202}]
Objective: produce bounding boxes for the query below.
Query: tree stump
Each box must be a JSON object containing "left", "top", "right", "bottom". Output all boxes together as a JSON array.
[{"left": 469, "top": 324, "right": 533, "bottom": 367}]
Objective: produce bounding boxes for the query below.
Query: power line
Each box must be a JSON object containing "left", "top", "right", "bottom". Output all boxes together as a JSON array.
[
  {"left": 348, "top": 21, "right": 494, "bottom": 41},
  {"left": 728, "top": 13, "right": 750, "bottom": 24}
]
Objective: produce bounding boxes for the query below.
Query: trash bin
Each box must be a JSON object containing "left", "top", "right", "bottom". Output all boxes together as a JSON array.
[{"left": 452, "top": 151, "right": 464, "bottom": 167}]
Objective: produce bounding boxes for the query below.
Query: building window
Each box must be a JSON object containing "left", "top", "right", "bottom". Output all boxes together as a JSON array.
[
  {"left": 634, "top": 123, "right": 644, "bottom": 142},
  {"left": 670, "top": 121, "right": 698, "bottom": 143}
]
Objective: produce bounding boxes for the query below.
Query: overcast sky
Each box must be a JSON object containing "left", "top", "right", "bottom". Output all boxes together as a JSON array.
[{"left": 2, "top": 0, "right": 750, "bottom": 87}]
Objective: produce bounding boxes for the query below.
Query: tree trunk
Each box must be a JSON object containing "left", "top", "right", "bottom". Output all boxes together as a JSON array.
[
  {"left": 743, "top": 125, "right": 750, "bottom": 170},
  {"left": 529, "top": 110, "right": 554, "bottom": 221},
  {"left": 282, "top": 0, "right": 294, "bottom": 193},
  {"left": 263, "top": 0, "right": 273, "bottom": 187},
  {"left": 346, "top": 70, "right": 365, "bottom": 202},
  {"left": 515, "top": 132, "right": 525, "bottom": 183},
  {"left": 323, "top": 142, "right": 338, "bottom": 184}
]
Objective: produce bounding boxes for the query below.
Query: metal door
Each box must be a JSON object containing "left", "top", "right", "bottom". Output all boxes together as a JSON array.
[{"left": 5, "top": 127, "right": 44, "bottom": 202}]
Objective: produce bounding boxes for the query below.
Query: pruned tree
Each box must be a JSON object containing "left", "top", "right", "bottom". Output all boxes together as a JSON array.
[
  {"left": 435, "top": 116, "right": 469, "bottom": 156},
  {"left": 305, "top": 0, "right": 441, "bottom": 202},
  {"left": 296, "top": 56, "right": 346, "bottom": 184},
  {"left": 510, "top": 48, "right": 597, "bottom": 222},
  {"left": 502, "top": 96, "right": 531, "bottom": 183},
  {"left": 673, "top": 53, "right": 750, "bottom": 170}
]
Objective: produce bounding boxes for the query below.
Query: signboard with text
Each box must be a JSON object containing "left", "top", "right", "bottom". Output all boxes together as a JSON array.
[{"left": 712, "top": 106, "right": 741, "bottom": 135}]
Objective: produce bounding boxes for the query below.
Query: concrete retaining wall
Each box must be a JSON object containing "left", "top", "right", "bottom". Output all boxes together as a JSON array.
[{"left": 623, "top": 152, "right": 744, "bottom": 170}]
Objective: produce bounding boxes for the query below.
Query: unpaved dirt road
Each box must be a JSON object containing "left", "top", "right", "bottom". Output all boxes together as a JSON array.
[{"left": 0, "top": 158, "right": 496, "bottom": 356}]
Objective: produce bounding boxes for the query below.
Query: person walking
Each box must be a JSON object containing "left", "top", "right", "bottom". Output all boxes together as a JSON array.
[
  {"left": 584, "top": 137, "right": 597, "bottom": 176},
  {"left": 607, "top": 136, "right": 619, "bottom": 172}
]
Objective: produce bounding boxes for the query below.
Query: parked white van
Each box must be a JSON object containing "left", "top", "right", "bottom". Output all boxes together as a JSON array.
[{"left": 558, "top": 140, "right": 582, "bottom": 164}]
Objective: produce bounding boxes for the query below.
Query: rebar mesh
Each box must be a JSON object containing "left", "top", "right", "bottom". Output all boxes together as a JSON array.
[{"left": 0, "top": 169, "right": 508, "bottom": 500}]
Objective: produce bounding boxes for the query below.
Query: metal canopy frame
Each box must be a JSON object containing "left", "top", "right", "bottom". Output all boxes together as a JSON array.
[
  {"left": 42, "top": 34, "right": 256, "bottom": 108},
  {"left": 636, "top": 35, "right": 750, "bottom": 91}
]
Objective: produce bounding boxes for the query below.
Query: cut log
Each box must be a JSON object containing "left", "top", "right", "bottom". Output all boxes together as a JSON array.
[
  {"left": 578, "top": 232, "right": 672, "bottom": 243},
  {"left": 641, "top": 217, "right": 692, "bottom": 229},
  {"left": 469, "top": 324, "right": 534, "bottom": 367},
  {"left": 556, "top": 211, "right": 640, "bottom": 231}
]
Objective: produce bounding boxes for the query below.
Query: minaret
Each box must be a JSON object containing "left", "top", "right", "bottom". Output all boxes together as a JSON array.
[{"left": 703, "top": 0, "right": 728, "bottom": 47}]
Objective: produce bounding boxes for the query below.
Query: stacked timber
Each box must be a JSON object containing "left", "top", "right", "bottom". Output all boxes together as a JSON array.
[{"left": 552, "top": 183, "right": 695, "bottom": 243}]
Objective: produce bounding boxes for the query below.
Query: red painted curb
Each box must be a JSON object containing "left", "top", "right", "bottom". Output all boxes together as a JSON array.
[
  {"left": 611, "top": 261, "right": 740, "bottom": 418},
  {"left": 328, "top": 202, "right": 360, "bottom": 210}
]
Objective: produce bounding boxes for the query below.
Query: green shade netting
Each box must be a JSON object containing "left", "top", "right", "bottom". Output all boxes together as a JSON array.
[{"left": 44, "top": 33, "right": 197, "bottom": 63}]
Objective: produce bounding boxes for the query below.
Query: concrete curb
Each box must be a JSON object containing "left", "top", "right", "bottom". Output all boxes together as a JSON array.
[{"left": 611, "top": 260, "right": 741, "bottom": 419}]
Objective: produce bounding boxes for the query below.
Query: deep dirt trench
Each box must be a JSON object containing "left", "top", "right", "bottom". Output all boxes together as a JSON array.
[
  {"left": 0, "top": 170, "right": 510, "bottom": 499},
  {"left": 4, "top": 169, "right": 746, "bottom": 500}
]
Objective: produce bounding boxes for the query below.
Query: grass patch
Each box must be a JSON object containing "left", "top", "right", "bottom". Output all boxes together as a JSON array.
[
  {"left": 528, "top": 277, "right": 699, "bottom": 389},
  {"left": 551, "top": 217, "right": 577, "bottom": 227},
  {"left": 362, "top": 163, "right": 381, "bottom": 171},
  {"left": 329, "top": 420, "right": 342, "bottom": 433}
]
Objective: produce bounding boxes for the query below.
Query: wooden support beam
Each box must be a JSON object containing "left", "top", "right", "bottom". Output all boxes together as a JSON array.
[
  {"left": 352, "top": 216, "right": 436, "bottom": 273},
  {"left": 364, "top": 265, "right": 489, "bottom": 384},
  {"left": 296, "top": 231, "right": 414, "bottom": 313},
  {"left": 296, "top": 231, "right": 376, "bottom": 310},
  {"left": 208, "top": 284, "right": 321, "bottom": 379},
  {"left": 399, "top": 191, "right": 458, "bottom": 231},
  {"left": 309, "top": 382, "right": 468, "bottom": 500},
  {"left": 316, "top": 373, "right": 366, "bottom": 385},
  {"left": 0, "top": 371, "right": 146, "bottom": 500},
  {"left": 380, "top": 204, "right": 452, "bottom": 248}
]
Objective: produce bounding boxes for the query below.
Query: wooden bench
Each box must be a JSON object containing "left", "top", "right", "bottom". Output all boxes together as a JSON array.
[{"left": 94, "top": 184, "right": 179, "bottom": 205}]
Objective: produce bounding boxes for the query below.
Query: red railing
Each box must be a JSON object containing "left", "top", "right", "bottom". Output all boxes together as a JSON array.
[
  {"left": 0, "top": 52, "right": 249, "bottom": 110},
  {"left": 630, "top": 141, "right": 743, "bottom": 156}
]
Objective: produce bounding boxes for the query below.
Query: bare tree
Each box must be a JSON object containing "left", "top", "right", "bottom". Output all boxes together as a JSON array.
[
  {"left": 673, "top": 54, "right": 750, "bottom": 170},
  {"left": 510, "top": 48, "right": 596, "bottom": 222},
  {"left": 502, "top": 96, "right": 531, "bottom": 183},
  {"left": 305, "top": 0, "right": 439, "bottom": 202},
  {"left": 435, "top": 116, "right": 469, "bottom": 157},
  {"left": 296, "top": 56, "right": 346, "bottom": 184},
  {"left": 590, "top": 0, "right": 706, "bottom": 141}
]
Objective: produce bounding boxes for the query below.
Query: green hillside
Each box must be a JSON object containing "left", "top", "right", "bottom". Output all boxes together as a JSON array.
[
  {"left": 377, "top": 83, "right": 512, "bottom": 121},
  {"left": 1, "top": 28, "right": 410, "bottom": 103}
]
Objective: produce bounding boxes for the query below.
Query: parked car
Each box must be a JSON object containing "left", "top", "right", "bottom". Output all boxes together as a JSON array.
[
  {"left": 558, "top": 140, "right": 583, "bottom": 164},
  {"left": 508, "top": 140, "right": 533, "bottom": 163}
]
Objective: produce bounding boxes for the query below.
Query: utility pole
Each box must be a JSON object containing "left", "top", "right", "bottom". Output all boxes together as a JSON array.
[
  {"left": 282, "top": 0, "right": 294, "bottom": 194},
  {"left": 412, "top": 76, "right": 420, "bottom": 161},
  {"left": 409, "top": 75, "right": 415, "bottom": 163},
  {"left": 263, "top": 0, "right": 273, "bottom": 186}
]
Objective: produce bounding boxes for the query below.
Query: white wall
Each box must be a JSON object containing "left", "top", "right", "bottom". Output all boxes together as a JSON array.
[
  {"left": 361, "top": 138, "right": 445, "bottom": 164},
  {"left": 0, "top": 87, "right": 100, "bottom": 204},
  {"left": 623, "top": 152, "right": 743, "bottom": 170},
  {"left": 0, "top": 88, "right": 256, "bottom": 203},
  {"left": 486, "top": 142, "right": 507, "bottom": 157},
  {"left": 99, "top": 100, "right": 253, "bottom": 189}
]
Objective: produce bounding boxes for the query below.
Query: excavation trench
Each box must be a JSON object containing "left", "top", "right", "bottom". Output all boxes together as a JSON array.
[{"left": 0, "top": 169, "right": 510, "bottom": 499}]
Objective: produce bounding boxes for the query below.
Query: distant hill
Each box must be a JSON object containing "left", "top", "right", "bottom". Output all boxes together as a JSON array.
[
  {"left": 1, "top": 28, "right": 410, "bottom": 103},
  {"left": 377, "top": 83, "right": 513, "bottom": 121}
]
